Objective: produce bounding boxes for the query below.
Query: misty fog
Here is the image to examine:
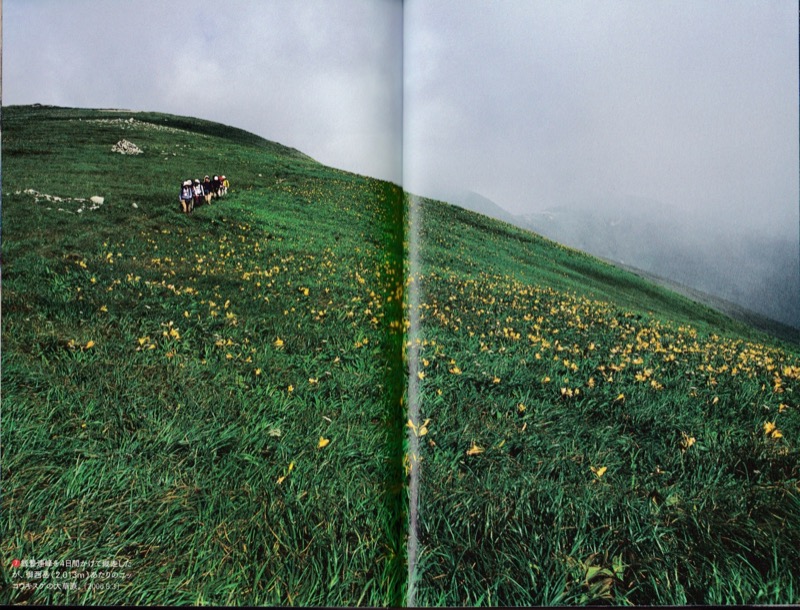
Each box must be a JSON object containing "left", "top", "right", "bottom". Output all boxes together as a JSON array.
[{"left": 443, "top": 190, "right": 799, "bottom": 332}]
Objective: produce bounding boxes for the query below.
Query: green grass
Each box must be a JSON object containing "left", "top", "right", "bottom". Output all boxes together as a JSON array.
[
  {"left": 410, "top": 196, "right": 800, "bottom": 605},
  {"left": 1, "top": 105, "right": 405, "bottom": 605},
  {"left": 3, "top": 105, "right": 799, "bottom": 606}
]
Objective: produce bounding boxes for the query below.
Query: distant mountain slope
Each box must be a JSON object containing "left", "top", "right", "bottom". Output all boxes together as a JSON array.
[
  {"left": 417, "top": 194, "right": 781, "bottom": 343},
  {"left": 444, "top": 190, "right": 800, "bottom": 333}
]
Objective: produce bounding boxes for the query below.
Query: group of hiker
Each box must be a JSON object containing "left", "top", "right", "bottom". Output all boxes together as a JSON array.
[{"left": 179, "top": 175, "right": 230, "bottom": 214}]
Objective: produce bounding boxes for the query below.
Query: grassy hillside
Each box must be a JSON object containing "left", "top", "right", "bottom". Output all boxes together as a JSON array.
[
  {"left": 411, "top": 197, "right": 800, "bottom": 604},
  {"left": 1, "top": 105, "right": 406, "bottom": 605},
  {"left": 2, "top": 105, "right": 799, "bottom": 606}
]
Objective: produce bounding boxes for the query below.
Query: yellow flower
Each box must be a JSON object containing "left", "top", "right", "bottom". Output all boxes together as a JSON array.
[
  {"left": 254, "top": 368, "right": 262, "bottom": 376},
  {"left": 417, "top": 371, "right": 425, "bottom": 380},
  {"left": 764, "top": 421, "right": 783, "bottom": 439},
  {"left": 288, "top": 385, "right": 294, "bottom": 393},
  {"left": 84, "top": 340, "right": 95, "bottom": 349},
  {"left": 407, "top": 418, "right": 431, "bottom": 437},
  {"left": 449, "top": 366, "right": 462, "bottom": 375},
  {"left": 318, "top": 437, "right": 330, "bottom": 449},
  {"left": 309, "top": 377, "right": 318, "bottom": 384},
  {"left": 276, "top": 461, "right": 295, "bottom": 485},
  {"left": 466, "top": 442, "right": 484, "bottom": 456},
  {"left": 274, "top": 337, "right": 284, "bottom": 348},
  {"left": 591, "top": 466, "right": 608, "bottom": 478}
]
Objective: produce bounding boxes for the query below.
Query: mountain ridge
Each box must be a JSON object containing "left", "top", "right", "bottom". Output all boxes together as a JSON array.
[{"left": 445, "top": 189, "right": 800, "bottom": 334}]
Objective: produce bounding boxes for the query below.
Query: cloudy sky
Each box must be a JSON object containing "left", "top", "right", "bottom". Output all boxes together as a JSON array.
[
  {"left": 3, "top": 0, "right": 404, "bottom": 183},
  {"left": 4, "top": 0, "right": 798, "bottom": 238},
  {"left": 404, "top": 1, "right": 798, "bottom": 237}
]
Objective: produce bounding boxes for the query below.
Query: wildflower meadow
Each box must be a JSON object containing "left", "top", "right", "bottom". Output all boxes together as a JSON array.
[{"left": 2, "top": 105, "right": 798, "bottom": 605}]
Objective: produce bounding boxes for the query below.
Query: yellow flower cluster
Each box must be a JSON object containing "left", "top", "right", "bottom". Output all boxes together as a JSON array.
[{"left": 410, "top": 269, "right": 799, "bottom": 422}]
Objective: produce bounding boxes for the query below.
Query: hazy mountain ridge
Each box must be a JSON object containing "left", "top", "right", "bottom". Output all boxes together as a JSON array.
[{"left": 448, "top": 191, "right": 800, "bottom": 333}]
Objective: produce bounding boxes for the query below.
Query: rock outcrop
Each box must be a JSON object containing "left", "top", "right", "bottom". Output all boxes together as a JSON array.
[{"left": 111, "top": 139, "right": 143, "bottom": 155}]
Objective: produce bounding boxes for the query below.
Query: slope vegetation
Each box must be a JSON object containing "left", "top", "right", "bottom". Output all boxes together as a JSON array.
[
  {"left": 2, "top": 105, "right": 799, "bottom": 606},
  {"left": 412, "top": 196, "right": 800, "bottom": 605},
  {"left": 1, "top": 105, "right": 405, "bottom": 606}
]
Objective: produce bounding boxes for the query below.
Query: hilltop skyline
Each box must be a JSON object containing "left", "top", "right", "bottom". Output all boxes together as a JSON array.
[
  {"left": 4, "top": 0, "right": 798, "bottom": 328},
  {"left": 5, "top": 1, "right": 797, "bottom": 231}
]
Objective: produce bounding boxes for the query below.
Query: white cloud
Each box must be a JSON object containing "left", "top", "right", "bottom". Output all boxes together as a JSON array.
[{"left": 4, "top": 0, "right": 403, "bottom": 183}]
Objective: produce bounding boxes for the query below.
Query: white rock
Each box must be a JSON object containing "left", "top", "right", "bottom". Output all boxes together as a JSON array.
[
  {"left": 90, "top": 196, "right": 104, "bottom": 205},
  {"left": 111, "top": 139, "right": 143, "bottom": 155}
]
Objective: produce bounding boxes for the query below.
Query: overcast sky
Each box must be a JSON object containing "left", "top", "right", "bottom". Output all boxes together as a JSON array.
[
  {"left": 4, "top": 0, "right": 798, "bottom": 239},
  {"left": 405, "top": 0, "right": 799, "bottom": 238},
  {"left": 3, "top": 0, "right": 404, "bottom": 184}
]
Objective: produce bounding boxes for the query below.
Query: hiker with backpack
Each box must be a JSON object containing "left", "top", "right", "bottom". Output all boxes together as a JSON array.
[
  {"left": 192, "top": 179, "right": 204, "bottom": 209},
  {"left": 203, "top": 175, "right": 214, "bottom": 205},
  {"left": 176, "top": 174, "right": 231, "bottom": 214},
  {"left": 179, "top": 179, "right": 193, "bottom": 214}
]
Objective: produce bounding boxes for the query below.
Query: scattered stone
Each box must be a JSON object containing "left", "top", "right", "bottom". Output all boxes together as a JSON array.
[
  {"left": 111, "top": 139, "right": 143, "bottom": 155},
  {"left": 22, "top": 189, "right": 106, "bottom": 214},
  {"left": 75, "top": 117, "right": 191, "bottom": 135},
  {"left": 132, "top": 202, "right": 139, "bottom": 209}
]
